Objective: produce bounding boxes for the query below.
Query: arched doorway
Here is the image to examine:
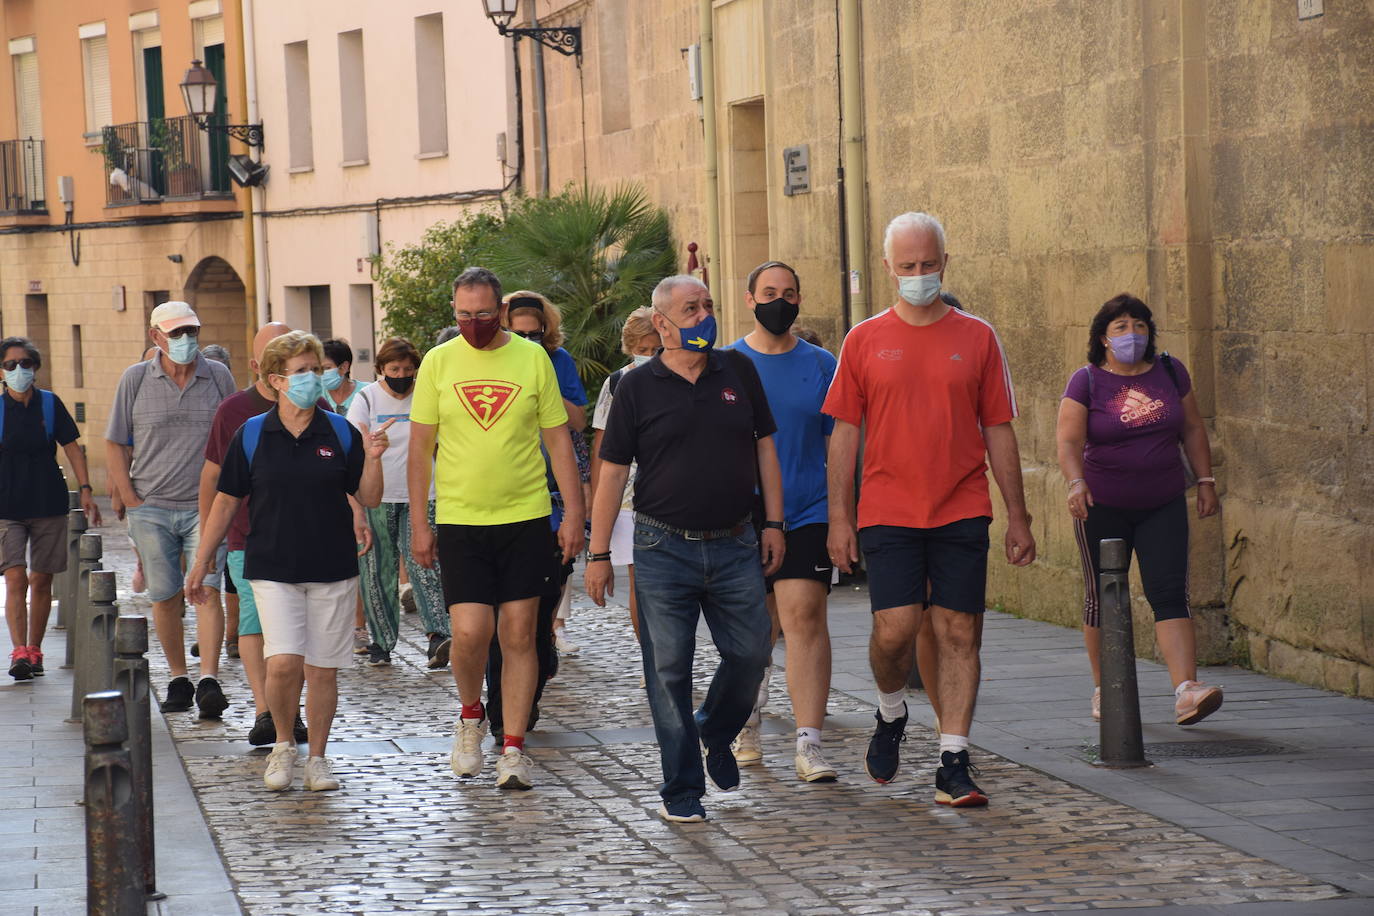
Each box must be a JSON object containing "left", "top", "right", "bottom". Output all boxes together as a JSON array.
[{"left": 184, "top": 256, "right": 250, "bottom": 385}]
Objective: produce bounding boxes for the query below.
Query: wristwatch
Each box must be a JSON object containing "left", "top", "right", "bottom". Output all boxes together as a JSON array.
[
  {"left": 762, "top": 520, "right": 785, "bottom": 531},
  {"left": 79, "top": 484, "right": 93, "bottom": 491}
]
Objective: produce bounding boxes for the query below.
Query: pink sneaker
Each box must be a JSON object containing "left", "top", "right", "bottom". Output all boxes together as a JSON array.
[
  {"left": 8, "top": 647, "right": 32, "bottom": 681},
  {"left": 1175, "top": 681, "right": 1223, "bottom": 725},
  {"left": 26, "top": 646, "right": 43, "bottom": 676}
]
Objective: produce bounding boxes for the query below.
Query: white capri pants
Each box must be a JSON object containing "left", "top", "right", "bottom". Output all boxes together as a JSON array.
[{"left": 249, "top": 577, "right": 359, "bottom": 669}]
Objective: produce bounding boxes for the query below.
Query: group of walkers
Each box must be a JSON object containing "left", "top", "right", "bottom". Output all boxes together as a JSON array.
[{"left": 0, "top": 209, "right": 1222, "bottom": 820}]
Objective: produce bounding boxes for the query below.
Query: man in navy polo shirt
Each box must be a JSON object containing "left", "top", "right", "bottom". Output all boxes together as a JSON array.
[{"left": 586, "top": 274, "right": 784, "bottom": 824}]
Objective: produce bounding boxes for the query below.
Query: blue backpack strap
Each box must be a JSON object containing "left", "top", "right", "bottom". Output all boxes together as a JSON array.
[
  {"left": 39, "top": 390, "right": 54, "bottom": 441},
  {"left": 323, "top": 410, "right": 355, "bottom": 454},
  {"left": 242, "top": 414, "right": 267, "bottom": 466}
]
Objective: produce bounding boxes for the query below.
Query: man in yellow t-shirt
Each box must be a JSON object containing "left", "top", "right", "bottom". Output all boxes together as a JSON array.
[{"left": 409, "top": 267, "right": 585, "bottom": 792}]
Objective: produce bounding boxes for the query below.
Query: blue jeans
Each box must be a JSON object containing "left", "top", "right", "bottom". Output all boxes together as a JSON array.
[
  {"left": 126, "top": 505, "right": 221, "bottom": 602},
  {"left": 632, "top": 522, "right": 772, "bottom": 804}
]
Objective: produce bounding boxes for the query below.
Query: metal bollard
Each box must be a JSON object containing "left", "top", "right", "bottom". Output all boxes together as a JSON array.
[
  {"left": 83, "top": 690, "right": 144, "bottom": 916},
  {"left": 69, "top": 534, "right": 106, "bottom": 722},
  {"left": 59, "top": 508, "right": 88, "bottom": 662},
  {"left": 52, "top": 491, "right": 79, "bottom": 630},
  {"left": 1096, "top": 538, "right": 1149, "bottom": 768},
  {"left": 112, "top": 613, "right": 161, "bottom": 900}
]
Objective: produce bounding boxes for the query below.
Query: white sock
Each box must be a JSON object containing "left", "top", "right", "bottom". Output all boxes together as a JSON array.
[
  {"left": 939, "top": 734, "right": 969, "bottom": 756},
  {"left": 796, "top": 727, "right": 822, "bottom": 749},
  {"left": 877, "top": 689, "right": 907, "bottom": 723}
]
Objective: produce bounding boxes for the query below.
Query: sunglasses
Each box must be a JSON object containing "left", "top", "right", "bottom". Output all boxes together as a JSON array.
[
  {"left": 512, "top": 329, "right": 544, "bottom": 343},
  {"left": 165, "top": 326, "right": 199, "bottom": 339},
  {"left": 1, "top": 358, "right": 35, "bottom": 371}
]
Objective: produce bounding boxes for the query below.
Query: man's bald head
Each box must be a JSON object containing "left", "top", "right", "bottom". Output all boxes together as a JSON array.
[{"left": 252, "top": 322, "right": 291, "bottom": 363}]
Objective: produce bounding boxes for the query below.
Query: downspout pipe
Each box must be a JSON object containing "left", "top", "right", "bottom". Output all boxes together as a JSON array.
[
  {"left": 530, "top": 14, "right": 550, "bottom": 196},
  {"left": 237, "top": 0, "right": 267, "bottom": 327},
  {"left": 699, "top": 0, "right": 721, "bottom": 302},
  {"left": 839, "top": 0, "right": 867, "bottom": 322}
]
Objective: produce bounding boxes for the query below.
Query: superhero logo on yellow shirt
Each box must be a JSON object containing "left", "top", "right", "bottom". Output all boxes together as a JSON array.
[{"left": 454, "top": 380, "right": 522, "bottom": 430}]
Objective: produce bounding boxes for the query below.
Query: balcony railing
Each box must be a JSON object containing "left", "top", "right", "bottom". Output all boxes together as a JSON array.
[
  {"left": 100, "top": 115, "right": 232, "bottom": 206},
  {"left": 0, "top": 139, "right": 46, "bottom": 213}
]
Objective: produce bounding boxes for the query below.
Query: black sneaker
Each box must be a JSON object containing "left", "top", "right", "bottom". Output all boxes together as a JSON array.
[
  {"left": 293, "top": 713, "right": 309, "bottom": 744},
  {"left": 704, "top": 743, "right": 740, "bottom": 792},
  {"left": 160, "top": 676, "right": 194, "bottom": 712},
  {"left": 195, "top": 677, "right": 229, "bottom": 720},
  {"left": 190, "top": 641, "right": 200, "bottom": 658},
  {"left": 935, "top": 749, "right": 989, "bottom": 808},
  {"left": 8, "top": 648, "right": 32, "bottom": 681},
  {"left": 658, "top": 798, "right": 707, "bottom": 823},
  {"left": 865, "top": 707, "right": 908, "bottom": 784},
  {"left": 248, "top": 711, "right": 276, "bottom": 746},
  {"left": 366, "top": 645, "right": 391, "bottom": 667},
  {"left": 426, "top": 634, "right": 451, "bottom": 670}
]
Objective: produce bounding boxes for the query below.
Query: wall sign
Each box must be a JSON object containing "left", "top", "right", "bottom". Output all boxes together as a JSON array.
[
  {"left": 783, "top": 145, "right": 810, "bottom": 197},
  {"left": 1298, "top": 0, "right": 1323, "bottom": 20}
]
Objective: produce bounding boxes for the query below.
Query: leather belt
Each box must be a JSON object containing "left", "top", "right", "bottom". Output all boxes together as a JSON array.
[{"left": 634, "top": 513, "right": 750, "bottom": 541}]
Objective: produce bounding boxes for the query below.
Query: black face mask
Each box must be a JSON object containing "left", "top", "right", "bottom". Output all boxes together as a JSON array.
[
  {"left": 754, "top": 298, "right": 799, "bottom": 336},
  {"left": 385, "top": 375, "right": 416, "bottom": 395}
]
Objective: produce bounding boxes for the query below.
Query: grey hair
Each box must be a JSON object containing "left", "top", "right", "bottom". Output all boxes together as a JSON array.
[
  {"left": 435, "top": 325, "right": 461, "bottom": 345},
  {"left": 883, "top": 211, "right": 946, "bottom": 261},
  {"left": 201, "top": 344, "right": 231, "bottom": 366},
  {"left": 651, "top": 274, "right": 708, "bottom": 312}
]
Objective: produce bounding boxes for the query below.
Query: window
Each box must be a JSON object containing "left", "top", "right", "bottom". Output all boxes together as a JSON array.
[
  {"left": 284, "top": 41, "right": 313, "bottom": 170},
  {"left": 337, "top": 30, "right": 368, "bottom": 165},
  {"left": 597, "top": 0, "right": 630, "bottom": 133},
  {"left": 308, "top": 285, "right": 332, "bottom": 339},
  {"left": 10, "top": 44, "right": 42, "bottom": 141},
  {"left": 414, "top": 14, "right": 447, "bottom": 156},
  {"left": 79, "top": 25, "right": 112, "bottom": 141},
  {"left": 131, "top": 27, "right": 163, "bottom": 125},
  {"left": 71, "top": 325, "right": 84, "bottom": 388}
]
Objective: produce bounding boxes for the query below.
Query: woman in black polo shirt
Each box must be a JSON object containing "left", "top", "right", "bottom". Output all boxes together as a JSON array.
[
  {"left": 1, "top": 337, "right": 101, "bottom": 681},
  {"left": 187, "top": 331, "right": 389, "bottom": 792}
]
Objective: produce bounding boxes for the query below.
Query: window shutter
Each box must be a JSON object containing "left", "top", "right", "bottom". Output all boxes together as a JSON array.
[
  {"left": 15, "top": 51, "right": 41, "bottom": 140},
  {"left": 83, "top": 36, "right": 111, "bottom": 134},
  {"left": 200, "top": 16, "right": 224, "bottom": 51}
]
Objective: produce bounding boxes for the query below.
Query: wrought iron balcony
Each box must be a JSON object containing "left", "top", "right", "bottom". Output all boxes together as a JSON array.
[
  {"left": 99, "top": 115, "right": 233, "bottom": 206},
  {"left": 0, "top": 139, "right": 46, "bottom": 214}
]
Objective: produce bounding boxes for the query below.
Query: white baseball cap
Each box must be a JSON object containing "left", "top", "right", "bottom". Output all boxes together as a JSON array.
[{"left": 149, "top": 301, "right": 200, "bottom": 333}]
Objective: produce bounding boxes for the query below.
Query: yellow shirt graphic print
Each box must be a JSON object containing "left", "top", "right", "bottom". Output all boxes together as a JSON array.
[{"left": 411, "top": 335, "right": 569, "bottom": 526}]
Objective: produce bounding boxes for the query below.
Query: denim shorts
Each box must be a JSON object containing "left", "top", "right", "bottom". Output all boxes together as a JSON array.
[
  {"left": 125, "top": 505, "right": 222, "bottom": 602},
  {"left": 226, "top": 550, "right": 260, "bottom": 637}
]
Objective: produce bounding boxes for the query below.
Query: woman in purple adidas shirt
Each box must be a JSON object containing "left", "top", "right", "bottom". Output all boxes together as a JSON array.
[{"left": 1055, "top": 294, "right": 1223, "bottom": 728}]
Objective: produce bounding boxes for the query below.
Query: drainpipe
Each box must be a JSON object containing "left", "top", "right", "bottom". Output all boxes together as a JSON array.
[
  {"left": 530, "top": 14, "right": 550, "bottom": 196},
  {"left": 839, "top": 0, "right": 867, "bottom": 321},
  {"left": 236, "top": 0, "right": 267, "bottom": 328},
  {"left": 699, "top": 0, "right": 720, "bottom": 302}
]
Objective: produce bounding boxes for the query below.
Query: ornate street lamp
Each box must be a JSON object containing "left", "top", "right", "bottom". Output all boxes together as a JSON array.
[
  {"left": 179, "top": 59, "right": 264, "bottom": 147},
  {"left": 480, "top": 0, "right": 581, "bottom": 60}
]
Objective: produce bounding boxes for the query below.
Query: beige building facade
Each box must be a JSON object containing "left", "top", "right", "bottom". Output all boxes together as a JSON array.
[
  {"left": 250, "top": 0, "right": 510, "bottom": 378},
  {"left": 517, "top": 0, "right": 1374, "bottom": 695}
]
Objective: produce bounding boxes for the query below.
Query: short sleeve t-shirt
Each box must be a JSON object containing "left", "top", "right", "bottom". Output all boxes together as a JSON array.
[
  {"left": 592, "top": 369, "right": 638, "bottom": 513},
  {"left": 0, "top": 390, "right": 80, "bottom": 520},
  {"left": 204, "top": 387, "right": 275, "bottom": 551},
  {"left": 730, "top": 338, "right": 836, "bottom": 529},
  {"left": 549, "top": 347, "right": 587, "bottom": 406},
  {"left": 822, "top": 307, "right": 1017, "bottom": 530},
  {"left": 346, "top": 382, "right": 435, "bottom": 503},
  {"left": 411, "top": 334, "right": 569, "bottom": 526},
  {"left": 1062, "top": 358, "right": 1192, "bottom": 510}
]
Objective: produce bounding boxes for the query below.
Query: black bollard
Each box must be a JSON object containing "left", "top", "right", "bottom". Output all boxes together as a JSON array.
[
  {"left": 83, "top": 690, "right": 143, "bottom": 915},
  {"left": 1096, "top": 538, "right": 1149, "bottom": 768},
  {"left": 112, "top": 613, "right": 161, "bottom": 900},
  {"left": 60, "top": 507, "right": 88, "bottom": 666},
  {"left": 69, "top": 534, "right": 106, "bottom": 723}
]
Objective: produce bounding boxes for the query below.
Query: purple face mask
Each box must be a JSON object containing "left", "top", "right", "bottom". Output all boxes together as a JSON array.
[{"left": 1108, "top": 332, "right": 1148, "bottom": 365}]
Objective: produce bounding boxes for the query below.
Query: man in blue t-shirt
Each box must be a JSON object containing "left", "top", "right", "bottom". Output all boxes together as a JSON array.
[{"left": 728, "top": 261, "right": 839, "bottom": 783}]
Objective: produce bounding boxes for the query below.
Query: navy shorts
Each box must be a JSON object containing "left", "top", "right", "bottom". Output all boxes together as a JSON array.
[
  {"left": 436, "top": 518, "right": 559, "bottom": 608},
  {"left": 860, "top": 517, "right": 991, "bottom": 615}
]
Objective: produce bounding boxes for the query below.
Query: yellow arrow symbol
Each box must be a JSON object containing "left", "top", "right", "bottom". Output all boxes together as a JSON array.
[{"left": 688, "top": 337, "right": 708, "bottom": 348}]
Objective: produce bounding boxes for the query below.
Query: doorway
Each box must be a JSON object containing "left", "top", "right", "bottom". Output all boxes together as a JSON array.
[
  {"left": 23, "top": 294, "right": 49, "bottom": 390},
  {"left": 728, "top": 99, "right": 769, "bottom": 339}
]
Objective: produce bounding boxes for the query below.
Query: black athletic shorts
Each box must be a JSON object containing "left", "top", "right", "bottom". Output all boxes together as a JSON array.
[
  {"left": 764, "top": 523, "right": 833, "bottom": 593},
  {"left": 860, "top": 517, "right": 991, "bottom": 615},
  {"left": 436, "top": 517, "right": 559, "bottom": 607}
]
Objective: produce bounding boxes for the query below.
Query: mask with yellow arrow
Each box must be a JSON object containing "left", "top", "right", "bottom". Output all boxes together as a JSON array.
[{"left": 659, "top": 311, "right": 717, "bottom": 352}]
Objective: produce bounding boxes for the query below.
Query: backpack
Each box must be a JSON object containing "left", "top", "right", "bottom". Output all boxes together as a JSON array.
[
  {"left": 241, "top": 410, "right": 354, "bottom": 466},
  {"left": 0, "top": 389, "right": 56, "bottom": 444}
]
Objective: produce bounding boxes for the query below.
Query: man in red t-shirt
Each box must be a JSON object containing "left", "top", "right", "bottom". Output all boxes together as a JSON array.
[{"left": 823, "top": 211, "right": 1036, "bottom": 808}]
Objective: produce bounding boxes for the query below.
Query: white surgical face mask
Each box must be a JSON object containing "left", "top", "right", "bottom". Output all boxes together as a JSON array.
[
  {"left": 631, "top": 354, "right": 653, "bottom": 368},
  {"left": 898, "top": 272, "right": 942, "bottom": 307}
]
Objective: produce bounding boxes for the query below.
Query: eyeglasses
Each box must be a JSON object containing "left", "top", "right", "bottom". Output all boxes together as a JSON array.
[
  {"left": 512, "top": 329, "right": 544, "bottom": 343},
  {"left": 164, "top": 326, "right": 199, "bottom": 339},
  {"left": 1, "top": 358, "right": 35, "bottom": 371},
  {"left": 454, "top": 312, "right": 497, "bottom": 323}
]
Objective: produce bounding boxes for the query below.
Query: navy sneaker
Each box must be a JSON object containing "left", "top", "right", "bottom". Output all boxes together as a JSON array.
[
  {"left": 366, "top": 645, "right": 391, "bottom": 667},
  {"left": 160, "top": 676, "right": 194, "bottom": 712},
  {"left": 659, "top": 798, "right": 707, "bottom": 823},
  {"left": 195, "top": 677, "right": 229, "bottom": 720},
  {"left": 704, "top": 743, "right": 740, "bottom": 792},
  {"left": 935, "top": 749, "right": 989, "bottom": 807},
  {"left": 865, "top": 706, "right": 908, "bottom": 784}
]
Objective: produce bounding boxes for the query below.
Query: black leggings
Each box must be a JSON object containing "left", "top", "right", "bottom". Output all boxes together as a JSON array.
[{"left": 1073, "top": 494, "right": 1191, "bottom": 628}]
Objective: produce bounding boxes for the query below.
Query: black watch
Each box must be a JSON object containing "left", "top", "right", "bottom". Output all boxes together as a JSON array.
[
  {"left": 79, "top": 484, "right": 93, "bottom": 491},
  {"left": 762, "top": 520, "right": 785, "bottom": 531}
]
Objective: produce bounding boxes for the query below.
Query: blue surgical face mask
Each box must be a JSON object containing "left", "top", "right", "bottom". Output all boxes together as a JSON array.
[
  {"left": 280, "top": 371, "right": 324, "bottom": 409},
  {"left": 4, "top": 366, "right": 34, "bottom": 393},
  {"left": 631, "top": 354, "right": 653, "bottom": 368},
  {"left": 321, "top": 367, "right": 344, "bottom": 391},
  {"left": 898, "top": 271, "right": 942, "bottom": 307},
  {"left": 1108, "top": 332, "right": 1148, "bottom": 365},
  {"left": 166, "top": 334, "right": 200, "bottom": 365}
]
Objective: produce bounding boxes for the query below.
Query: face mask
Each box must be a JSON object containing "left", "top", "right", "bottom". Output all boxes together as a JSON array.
[
  {"left": 460, "top": 314, "right": 503, "bottom": 349},
  {"left": 1107, "top": 332, "right": 1148, "bottom": 365},
  {"left": 631, "top": 354, "right": 653, "bottom": 368},
  {"left": 321, "top": 367, "right": 344, "bottom": 391},
  {"left": 279, "top": 372, "right": 324, "bottom": 409},
  {"left": 897, "top": 272, "right": 942, "bottom": 307},
  {"left": 166, "top": 334, "right": 200, "bottom": 365},
  {"left": 3, "top": 366, "right": 34, "bottom": 393},
  {"left": 753, "top": 298, "right": 799, "bottom": 336},
  {"left": 385, "top": 375, "right": 415, "bottom": 395},
  {"left": 659, "top": 311, "right": 716, "bottom": 352}
]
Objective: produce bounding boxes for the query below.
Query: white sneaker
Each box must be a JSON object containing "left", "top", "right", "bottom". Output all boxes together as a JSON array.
[
  {"left": 554, "top": 631, "right": 580, "bottom": 655},
  {"left": 263, "top": 742, "right": 298, "bottom": 791},
  {"left": 794, "top": 742, "right": 838, "bottom": 783},
  {"left": 494, "top": 747, "right": 534, "bottom": 790},
  {"left": 303, "top": 755, "right": 340, "bottom": 791},
  {"left": 731, "top": 724, "right": 763, "bottom": 765},
  {"left": 451, "top": 718, "right": 487, "bottom": 777}
]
